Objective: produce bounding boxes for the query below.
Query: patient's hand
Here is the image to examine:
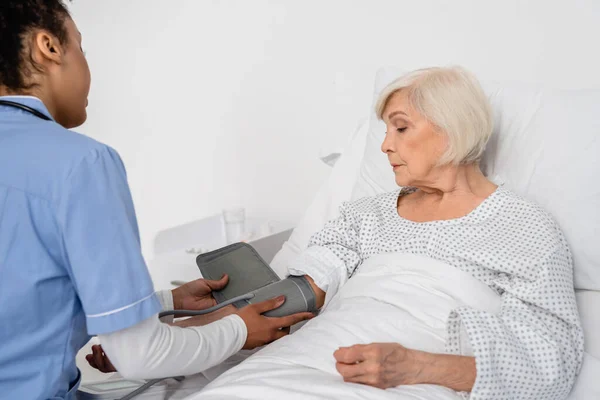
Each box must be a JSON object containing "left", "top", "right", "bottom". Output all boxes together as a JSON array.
[
  {"left": 172, "top": 305, "right": 237, "bottom": 327},
  {"left": 334, "top": 343, "right": 476, "bottom": 392},
  {"left": 334, "top": 343, "right": 418, "bottom": 388},
  {"left": 304, "top": 275, "right": 326, "bottom": 308}
]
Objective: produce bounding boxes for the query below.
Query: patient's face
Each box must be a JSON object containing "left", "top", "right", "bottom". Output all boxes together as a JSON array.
[{"left": 380, "top": 90, "right": 448, "bottom": 187}]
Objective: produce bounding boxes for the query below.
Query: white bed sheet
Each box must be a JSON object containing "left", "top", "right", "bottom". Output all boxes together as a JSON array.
[
  {"left": 162, "top": 352, "right": 600, "bottom": 399},
  {"left": 169, "top": 254, "right": 600, "bottom": 400},
  {"left": 192, "top": 253, "right": 500, "bottom": 399}
]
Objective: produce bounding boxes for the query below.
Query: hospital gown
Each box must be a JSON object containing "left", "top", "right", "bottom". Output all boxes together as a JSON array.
[{"left": 288, "top": 186, "right": 584, "bottom": 400}]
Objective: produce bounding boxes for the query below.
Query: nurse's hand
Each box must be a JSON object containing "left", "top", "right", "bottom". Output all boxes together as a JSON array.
[
  {"left": 86, "top": 344, "right": 116, "bottom": 373},
  {"left": 238, "top": 296, "right": 314, "bottom": 350},
  {"left": 171, "top": 275, "right": 229, "bottom": 315}
]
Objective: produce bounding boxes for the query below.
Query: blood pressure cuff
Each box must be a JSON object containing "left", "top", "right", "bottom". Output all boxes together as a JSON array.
[{"left": 196, "top": 243, "right": 317, "bottom": 317}]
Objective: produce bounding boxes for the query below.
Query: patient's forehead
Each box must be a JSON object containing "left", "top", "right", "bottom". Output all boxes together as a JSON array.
[{"left": 383, "top": 90, "right": 415, "bottom": 121}]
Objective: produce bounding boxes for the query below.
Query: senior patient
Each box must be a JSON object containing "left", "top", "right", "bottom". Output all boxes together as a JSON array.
[{"left": 200, "top": 66, "right": 584, "bottom": 400}]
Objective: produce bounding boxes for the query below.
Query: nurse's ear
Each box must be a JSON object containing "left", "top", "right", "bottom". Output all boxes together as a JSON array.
[{"left": 31, "top": 30, "right": 65, "bottom": 67}]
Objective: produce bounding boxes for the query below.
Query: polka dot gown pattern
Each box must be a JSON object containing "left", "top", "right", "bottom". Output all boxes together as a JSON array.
[{"left": 296, "top": 186, "right": 584, "bottom": 399}]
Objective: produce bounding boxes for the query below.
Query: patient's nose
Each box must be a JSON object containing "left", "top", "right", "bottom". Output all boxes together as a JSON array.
[{"left": 381, "top": 131, "right": 395, "bottom": 153}]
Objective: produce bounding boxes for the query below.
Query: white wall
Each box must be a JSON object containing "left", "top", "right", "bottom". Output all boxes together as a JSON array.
[{"left": 69, "top": 0, "right": 600, "bottom": 257}]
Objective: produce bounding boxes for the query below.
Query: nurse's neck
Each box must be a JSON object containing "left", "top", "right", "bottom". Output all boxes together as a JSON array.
[{"left": 0, "top": 85, "right": 60, "bottom": 122}]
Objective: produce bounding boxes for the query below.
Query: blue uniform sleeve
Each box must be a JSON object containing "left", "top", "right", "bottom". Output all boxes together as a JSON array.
[{"left": 56, "top": 146, "right": 161, "bottom": 335}]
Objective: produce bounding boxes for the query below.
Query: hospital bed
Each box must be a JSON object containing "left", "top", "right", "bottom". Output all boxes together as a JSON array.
[{"left": 77, "top": 68, "right": 600, "bottom": 399}]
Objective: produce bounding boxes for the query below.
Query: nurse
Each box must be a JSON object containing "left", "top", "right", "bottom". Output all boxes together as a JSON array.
[{"left": 0, "top": 1, "right": 313, "bottom": 399}]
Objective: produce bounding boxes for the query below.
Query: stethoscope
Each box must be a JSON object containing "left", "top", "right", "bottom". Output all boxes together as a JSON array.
[{"left": 0, "top": 100, "right": 51, "bottom": 121}]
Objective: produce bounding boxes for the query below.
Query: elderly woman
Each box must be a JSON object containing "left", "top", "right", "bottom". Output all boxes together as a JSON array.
[{"left": 199, "top": 67, "right": 584, "bottom": 400}]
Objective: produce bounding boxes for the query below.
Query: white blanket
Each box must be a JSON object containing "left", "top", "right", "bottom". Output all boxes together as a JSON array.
[{"left": 192, "top": 253, "right": 503, "bottom": 399}]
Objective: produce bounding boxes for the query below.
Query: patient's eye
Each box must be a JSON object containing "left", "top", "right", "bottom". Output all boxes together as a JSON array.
[{"left": 397, "top": 127, "right": 407, "bottom": 133}]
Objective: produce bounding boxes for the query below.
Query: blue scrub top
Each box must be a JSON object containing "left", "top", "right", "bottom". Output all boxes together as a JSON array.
[{"left": 0, "top": 97, "right": 161, "bottom": 399}]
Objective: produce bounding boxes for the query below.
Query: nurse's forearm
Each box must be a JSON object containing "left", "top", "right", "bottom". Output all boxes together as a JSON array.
[
  {"left": 155, "top": 290, "right": 175, "bottom": 324},
  {"left": 99, "top": 314, "right": 247, "bottom": 380}
]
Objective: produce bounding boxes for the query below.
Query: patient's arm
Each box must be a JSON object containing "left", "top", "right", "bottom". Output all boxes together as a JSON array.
[
  {"left": 413, "top": 351, "right": 476, "bottom": 392},
  {"left": 287, "top": 202, "right": 363, "bottom": 308},
  {"left": 334, "top": 343, "right": 476, "bottom": 392},
  {"left": 304, "top": 275, "right": 326, "bottom": 309}
]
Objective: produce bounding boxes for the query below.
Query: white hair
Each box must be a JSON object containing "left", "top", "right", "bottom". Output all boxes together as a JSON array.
[{"left": 375, "top": 66, "right": 493, "bottom": 165}]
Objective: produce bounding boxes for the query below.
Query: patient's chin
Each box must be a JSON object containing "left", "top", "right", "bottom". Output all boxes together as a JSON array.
[{"left": 395, "top": 175, "right": 411, "bottom": 187}]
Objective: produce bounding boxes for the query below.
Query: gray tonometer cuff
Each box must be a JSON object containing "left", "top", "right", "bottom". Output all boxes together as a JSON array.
[
  {"left": 159, "top": 243, "right": 317, "bottom": 319},
  {"left": 159, "top": 275, "right": 316, "bottom": 319},
  {"left": 246, "top": 275, "right": 317, "bottom": 317}
]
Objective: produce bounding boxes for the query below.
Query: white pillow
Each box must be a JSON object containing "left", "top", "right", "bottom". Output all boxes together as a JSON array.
[
  {"left": 352, "top": 67, "right": 600, "bottom": 291},
  {"left": 269, "top": 119, "right": 369, "bottom": 277}
]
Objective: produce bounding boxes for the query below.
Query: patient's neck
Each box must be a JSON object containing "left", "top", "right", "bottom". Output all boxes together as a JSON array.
[
  {"left": 412, "top": 163, "right": 497, "bottom": 201},
  {"left": 397, "top": 164, "right": 498, "bottom": 222}
]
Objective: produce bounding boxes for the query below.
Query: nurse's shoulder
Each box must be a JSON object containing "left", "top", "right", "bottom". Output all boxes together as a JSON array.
[
  {"left": 33, "top": 118, "right": 117, "bottom": 165},
  {"left": 1, "top": 117, "right": 124, "bottom": 203}
]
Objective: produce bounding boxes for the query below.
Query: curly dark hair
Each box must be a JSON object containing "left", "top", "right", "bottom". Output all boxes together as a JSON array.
[{"left": 0, "top": 0, "right": 71, "bottom": 92}]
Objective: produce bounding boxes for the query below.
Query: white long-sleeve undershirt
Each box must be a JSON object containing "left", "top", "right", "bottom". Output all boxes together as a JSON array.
[{"left": 99, "top": 290, "right": 247, "bottom": 380}]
